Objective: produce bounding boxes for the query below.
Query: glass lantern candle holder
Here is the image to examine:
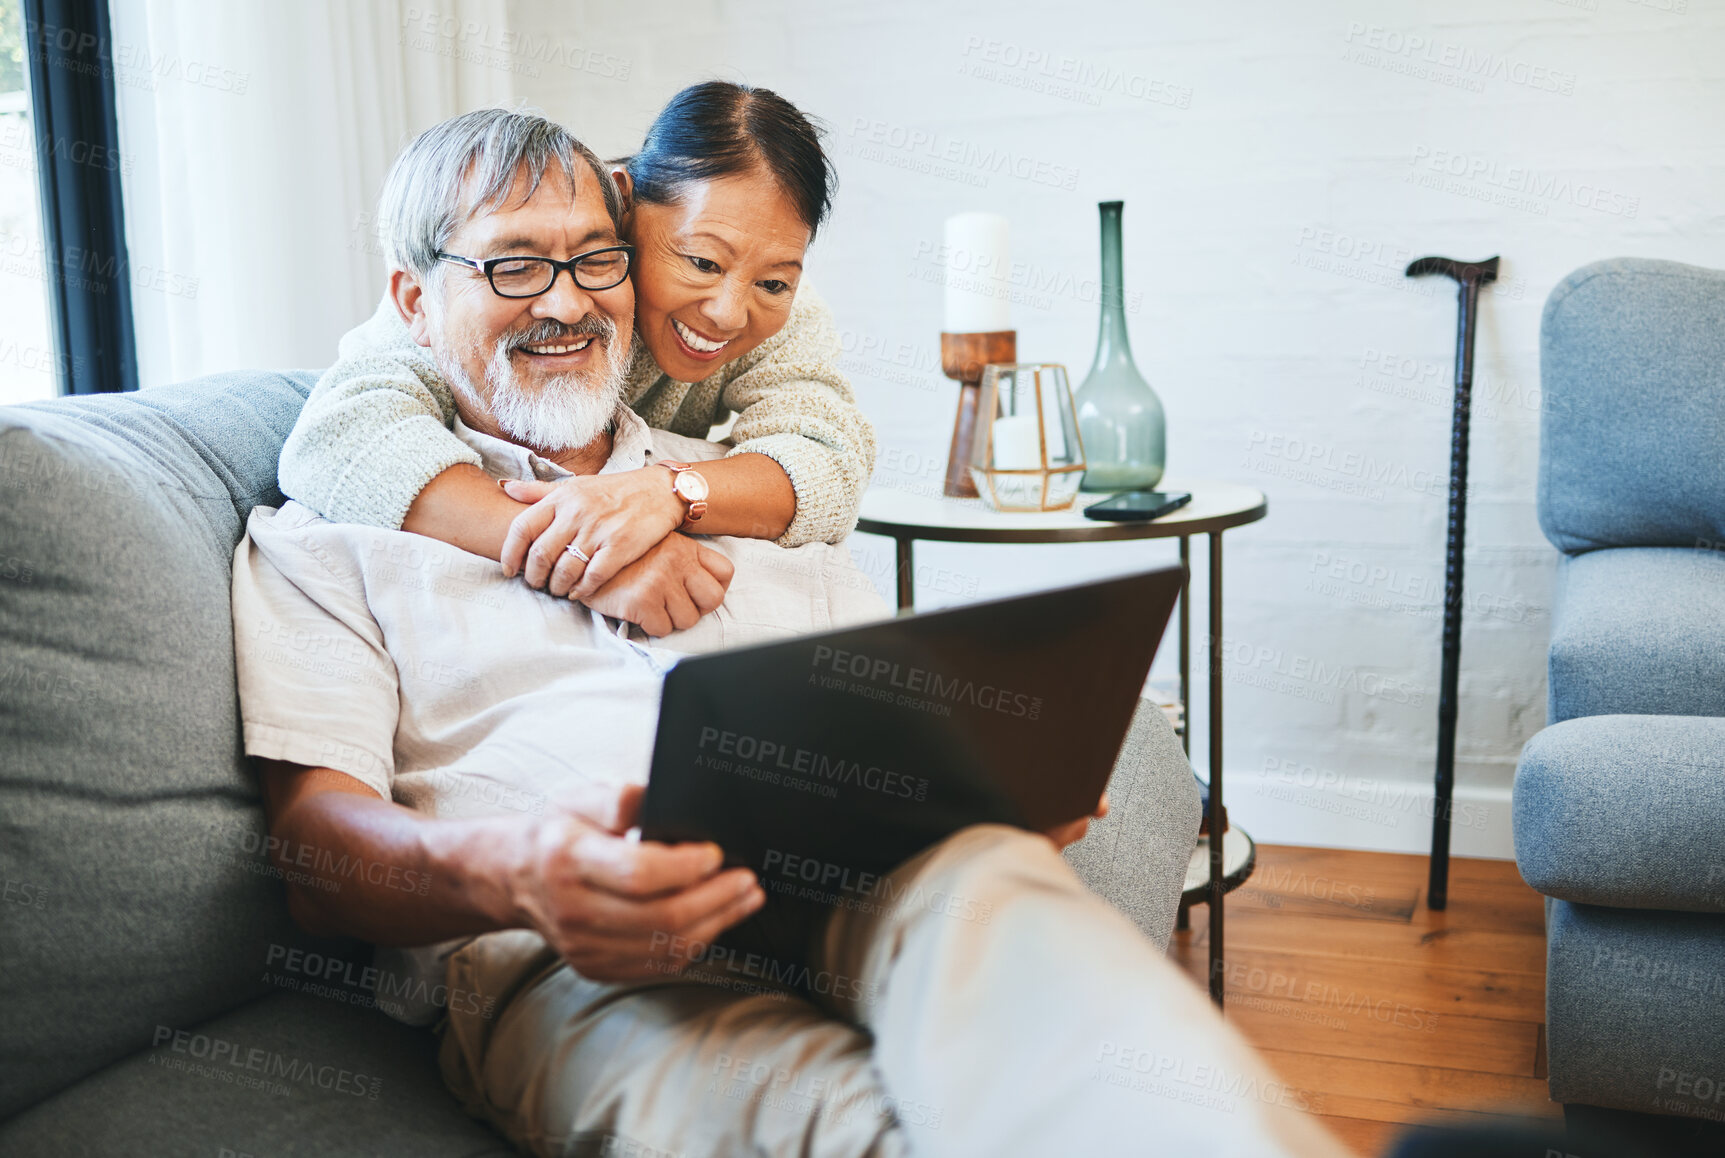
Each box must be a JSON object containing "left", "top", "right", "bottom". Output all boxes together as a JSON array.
[{"left": 966, "top": 363, "right": 1086, "bottom": 512}]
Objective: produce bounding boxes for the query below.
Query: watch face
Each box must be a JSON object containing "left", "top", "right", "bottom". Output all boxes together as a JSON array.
[{"left": 675, "top": 471, "right": 710, "bottom": 502}]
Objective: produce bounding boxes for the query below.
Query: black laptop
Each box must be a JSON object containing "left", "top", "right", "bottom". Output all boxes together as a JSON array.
[{"left": 637, "top": 565, "right": 1184, "bottom": 981}]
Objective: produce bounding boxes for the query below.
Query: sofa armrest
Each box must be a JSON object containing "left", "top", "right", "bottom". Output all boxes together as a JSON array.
[
  {"left": 1514, "top": 714, "right": 1725, "bottom": 912},
  {"left": 1063, "top": 699, "right": 1202, "bottom": 950}
]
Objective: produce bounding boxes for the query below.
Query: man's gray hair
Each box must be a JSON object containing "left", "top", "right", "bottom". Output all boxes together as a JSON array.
[{"left": 377, "top": 107, "right": 623, "bottom": 279}]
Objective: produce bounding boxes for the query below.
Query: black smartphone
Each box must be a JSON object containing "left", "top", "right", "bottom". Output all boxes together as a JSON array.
[{"left": 1082, "top": 490, "right": 1193, "bottom": 522}]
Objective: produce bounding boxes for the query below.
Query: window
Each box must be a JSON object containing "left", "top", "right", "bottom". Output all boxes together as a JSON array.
[{"left": 0, "top": 0, "right": 56, "bottom": 405}]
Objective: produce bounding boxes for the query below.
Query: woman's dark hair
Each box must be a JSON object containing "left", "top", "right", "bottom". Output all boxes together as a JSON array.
[{"left": 625, "top": 81, "right": 834, "bottom": 237}]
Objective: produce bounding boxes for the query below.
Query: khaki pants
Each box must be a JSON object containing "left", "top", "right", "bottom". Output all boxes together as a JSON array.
[{"left": 439, "top": 825, "right": 1345, "bottom": 1158}]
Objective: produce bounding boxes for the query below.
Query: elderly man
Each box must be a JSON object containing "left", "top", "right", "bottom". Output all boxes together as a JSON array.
[{"left": 233, "top": 109, "right": 1343, "bottom": 1158}]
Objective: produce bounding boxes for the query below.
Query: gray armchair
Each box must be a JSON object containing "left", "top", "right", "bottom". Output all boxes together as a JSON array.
[
  {"left": 1513, "top": 258, "right": 1725, "bottom": 1122},
  {"left": 0, "top": 373, "right": 1198, "bottom": 1154}
]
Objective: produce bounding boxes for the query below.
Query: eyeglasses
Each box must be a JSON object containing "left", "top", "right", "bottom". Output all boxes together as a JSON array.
[{"left": 436, "top": 245, "right": 634, "bottom": 298}]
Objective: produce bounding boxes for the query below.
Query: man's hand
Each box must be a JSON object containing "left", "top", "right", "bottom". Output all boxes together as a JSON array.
[
  {"left": 1044, "top": 794, "right": 1110, "bottom": 850},
  {"left": 510, "top": 784, "right": 765, "bottom": 981},
  {"left": 501, "top": 469, "right": 687, "bottom": 598},
  {"left": 256, "top": 765, "right": 765, "bottom": 981},
  {"left": 581, "top": 532, "right": 734, "bottom": 638}
]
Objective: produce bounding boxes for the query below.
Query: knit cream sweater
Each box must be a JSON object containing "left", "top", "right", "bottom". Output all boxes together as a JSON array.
[{"left": 277, "top": 284, "right": 876, "bottom": 547}]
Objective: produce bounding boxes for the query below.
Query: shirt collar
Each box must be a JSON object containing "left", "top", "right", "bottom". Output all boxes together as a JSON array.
[{"left": 451, "top": 404, "right": 658, "bottom": 483}]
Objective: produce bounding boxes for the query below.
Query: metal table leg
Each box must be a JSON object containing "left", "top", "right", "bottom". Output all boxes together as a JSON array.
[
  {"left": 1179, "top": 536, "right": 1191, "bottom": 757},
  {"left": 1208, "top": 531, "right": 1226, "bottom": 1007},
  {"left": 894, "top": 537, "right": 915, "bottom": 611},
  {"left": 1174, "top": 534, "right": 1194, "bottom": 935}
]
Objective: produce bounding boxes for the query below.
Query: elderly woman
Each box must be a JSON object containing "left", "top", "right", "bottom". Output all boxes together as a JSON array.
[{"left": 278, "top": 82, "right": 872, "bottom": 631}]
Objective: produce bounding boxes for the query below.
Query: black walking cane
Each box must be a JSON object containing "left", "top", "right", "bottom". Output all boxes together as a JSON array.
[{"left": 1404, "top": 255, "right": 1498, "bottom": 912}]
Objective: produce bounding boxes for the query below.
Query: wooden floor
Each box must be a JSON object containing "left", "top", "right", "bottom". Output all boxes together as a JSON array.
[{"left": 1170, "top": 844, "right": 1558, "bottom": 1157}]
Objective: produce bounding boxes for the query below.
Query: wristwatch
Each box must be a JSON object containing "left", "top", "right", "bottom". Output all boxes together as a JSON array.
[{"left": 656, "top": 460, "right": 709, "bottom": 524}]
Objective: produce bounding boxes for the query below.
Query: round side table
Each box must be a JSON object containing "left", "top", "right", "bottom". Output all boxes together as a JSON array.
[{"left": 856, "top": 477, "right": 1267, "bottom": 1007}]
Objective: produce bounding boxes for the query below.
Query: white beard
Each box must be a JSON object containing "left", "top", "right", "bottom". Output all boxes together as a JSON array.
[{"left": 433, "top": 315, "right": 632, "bottom": 455}]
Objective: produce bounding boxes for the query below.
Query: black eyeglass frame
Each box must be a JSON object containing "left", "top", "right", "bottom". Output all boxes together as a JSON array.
[{"left": 436, "top": 245, "right": 636, "bottom": 298}]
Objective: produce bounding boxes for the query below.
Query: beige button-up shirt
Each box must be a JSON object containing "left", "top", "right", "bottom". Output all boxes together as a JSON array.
[{"left": 231, "top": 406, "right": 888, "bottom": 1020}]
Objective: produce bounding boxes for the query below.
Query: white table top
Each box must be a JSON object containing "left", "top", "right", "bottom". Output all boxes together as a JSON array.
[{"left": 856, "top": 476, "right": 1267, "bottom": 542}]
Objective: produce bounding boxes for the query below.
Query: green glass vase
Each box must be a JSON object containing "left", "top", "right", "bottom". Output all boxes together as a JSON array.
[{"left": 1075, "top": 200, "right": 1166, "bottom": 492}]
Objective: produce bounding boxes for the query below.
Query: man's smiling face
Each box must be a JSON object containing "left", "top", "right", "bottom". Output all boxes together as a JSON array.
[{"left": 422, "top": 162, "right": 636, "bottom": 455}]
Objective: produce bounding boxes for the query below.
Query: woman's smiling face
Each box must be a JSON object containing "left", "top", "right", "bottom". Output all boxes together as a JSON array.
[{"left": 624, "top": 167, "right": 812, "bottom": 382}]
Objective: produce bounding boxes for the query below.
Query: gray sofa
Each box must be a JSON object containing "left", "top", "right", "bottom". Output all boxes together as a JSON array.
[
  {"left": 0, "top": 371, "right": 1200, "bottom": 1156},
  {"left": 1513, "top": 258, "right": 1725, "bottom": 1122}
]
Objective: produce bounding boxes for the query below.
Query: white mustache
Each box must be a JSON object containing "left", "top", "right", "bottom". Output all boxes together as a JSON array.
[{"left": 501, "top": 316, "right": 614, "bottom": 355}]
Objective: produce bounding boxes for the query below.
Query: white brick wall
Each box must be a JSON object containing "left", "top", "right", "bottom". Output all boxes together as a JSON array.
[{"left": 503, "top": 0, "right": 1725, "bottom": 855}]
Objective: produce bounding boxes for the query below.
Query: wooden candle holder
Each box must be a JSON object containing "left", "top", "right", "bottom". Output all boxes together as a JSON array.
[{"left": 939, "top": 330, "right": 1017, "bottom": 498}]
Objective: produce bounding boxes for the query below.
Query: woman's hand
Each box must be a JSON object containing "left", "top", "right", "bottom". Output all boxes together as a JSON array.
[{"left": 500, "top": 468, "right": 687, "bottom": 599}]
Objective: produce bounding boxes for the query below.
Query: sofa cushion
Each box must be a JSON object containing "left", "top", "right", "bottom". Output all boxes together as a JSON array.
[
  {"left": 1548, "top": 547, "right": 1725, "bottom": 723},
  {"left": 1063, "top": 699, "right": 1200, "bottom": 951},
  {"left": 1539, "top": 257, "right": 1725, "bottom": 555},
  {"left": 0, "top": 373, "right": 318, "bottom": 1116},
  {"left": 1514, "top": 715, "right": 1725, "bottom": 912},
  {"left": 1543, "top": 899, "right": 1725, "bottom": 1119},
  {"left": 0, "top": 990, "right": 510, "bottom": 1156}
]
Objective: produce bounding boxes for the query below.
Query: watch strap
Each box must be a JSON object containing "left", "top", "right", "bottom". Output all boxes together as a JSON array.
[{"left": 657, "top": 460, "right": 708, "bottom": 523}]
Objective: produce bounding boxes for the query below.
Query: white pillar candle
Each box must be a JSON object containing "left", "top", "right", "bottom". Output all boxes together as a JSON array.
[
  {"left": 943, "top": 212, "right": 1011, "bottom": 332},
  {"left": 992, "top": 413, "right": 1042, "bottom": 470}
]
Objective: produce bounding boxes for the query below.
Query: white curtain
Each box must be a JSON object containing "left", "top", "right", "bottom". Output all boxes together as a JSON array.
[{"left": 110, "top": 0, "right": 514, "bottom": 385}]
